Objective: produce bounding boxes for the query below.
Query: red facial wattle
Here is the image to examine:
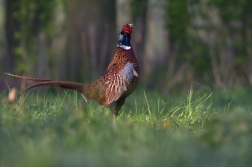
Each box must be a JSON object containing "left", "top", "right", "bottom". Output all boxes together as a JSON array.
[{"left": 122, "top": 24, "right": 133, "bottom": 34}]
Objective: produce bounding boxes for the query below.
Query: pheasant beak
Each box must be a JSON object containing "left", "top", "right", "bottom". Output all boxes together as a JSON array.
[{"left": 128, "top": 24, "right": 133, "bottom": 28}]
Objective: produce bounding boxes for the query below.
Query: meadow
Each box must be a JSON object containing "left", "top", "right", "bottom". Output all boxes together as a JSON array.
[{"left": 0, "top": 87, "right": 251, "bottom": 167}]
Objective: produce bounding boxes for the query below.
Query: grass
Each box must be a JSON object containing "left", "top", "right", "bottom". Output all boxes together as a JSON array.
[{"left": 0, "top": 87, "right": 252, "bottom": 167}]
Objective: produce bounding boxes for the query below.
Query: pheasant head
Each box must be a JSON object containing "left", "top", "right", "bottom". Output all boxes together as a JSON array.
[{"left": 118, "top": 24, "right": 133, "bottom": 50}]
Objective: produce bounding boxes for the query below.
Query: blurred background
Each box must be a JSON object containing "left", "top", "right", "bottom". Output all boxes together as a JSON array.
[{"left": 0, "top": 0, "right": 251, "bottom": 93}]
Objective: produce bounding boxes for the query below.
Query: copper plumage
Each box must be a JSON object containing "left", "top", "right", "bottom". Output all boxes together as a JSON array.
[{"left": 6, "top": 24, "right": 140, "bottom": 123}]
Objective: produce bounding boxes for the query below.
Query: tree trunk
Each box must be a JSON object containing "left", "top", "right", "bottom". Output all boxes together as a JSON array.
[
  {"left": 143, "top": 0, "right": 168, "bottom": 84},
  {"left": 116, "top": 0, "right": 131, "bottom": 31},
  {"left": 4, "top": 0, "right": 19, "bottom": 73},
  {"left": 37, "top": 31, "right": 49, "bottom": 79},
  {"left": 65, "top": 0, "right": 116, "bottom": 82}
]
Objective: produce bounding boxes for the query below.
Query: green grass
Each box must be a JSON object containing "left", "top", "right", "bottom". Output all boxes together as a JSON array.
[{"left": 0, "top": 88, "right": 252, "bottom": 167}]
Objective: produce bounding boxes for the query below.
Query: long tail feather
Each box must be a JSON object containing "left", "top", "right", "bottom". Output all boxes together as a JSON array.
[
  {"left": 5, "top": 73, "right": 53, "bottom": 82},
  {"left": 20, "top": 81, "right": 86, "bottom": 96}
]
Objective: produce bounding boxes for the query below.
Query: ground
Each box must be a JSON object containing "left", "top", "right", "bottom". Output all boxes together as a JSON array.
[{"left": 0, "top": 87, "right": 251, "bottom": 166}]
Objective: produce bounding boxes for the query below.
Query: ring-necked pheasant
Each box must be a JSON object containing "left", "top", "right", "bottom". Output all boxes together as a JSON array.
[{"left": 6, "top": 24, "right": 140, "bottom": 123}]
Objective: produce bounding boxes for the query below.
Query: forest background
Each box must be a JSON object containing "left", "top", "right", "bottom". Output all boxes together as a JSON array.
[
  {"left": 0, "top": 0, "right": 251, "bottom": 93},
  {"left": 0, "top": 1, "right": 252, "bottom": 166}
]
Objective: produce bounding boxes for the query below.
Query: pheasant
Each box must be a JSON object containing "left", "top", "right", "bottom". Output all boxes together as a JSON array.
[{"left": 6, "top": 24, "right": 140, "bottom": 123}]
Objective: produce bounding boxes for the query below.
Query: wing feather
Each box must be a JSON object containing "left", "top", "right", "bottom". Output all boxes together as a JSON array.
[{"left": 104, "top": 62, "right": 137, "bottom": 106}]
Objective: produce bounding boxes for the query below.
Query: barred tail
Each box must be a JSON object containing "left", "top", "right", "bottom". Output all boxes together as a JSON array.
[
  {"left": 6, "top": 72, "right": 90, "bottom": 98},
  {"left": 5, "top": 73, "right": 52, "bottom": 82},
  {"left": 20, "top": 81, "right": 89, "bottom": 96}
]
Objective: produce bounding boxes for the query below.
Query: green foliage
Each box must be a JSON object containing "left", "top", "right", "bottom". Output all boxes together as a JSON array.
[
  {"left": 163, "top": 0, "right": 252, "bottom": 86},
  {"left": 12, "top": 0, "right": 61, "bottom": 74},
  {"left": 164, "top": 0, "right": 212, "bottom": 78},
  {"left": 1, "top": 88, "right": 251, "bottom": 166},
  {"left": 208, "top": 0, "right": 252, "bottom": 66},
  {"left": 208, "top": 0, "right": 251, "bottom": 21},
  {"left": 165, "top": 0, "right": 190, "bottom": 43},
  {"left": 131, "top": 0, "right": 147, "bottom": 21}
]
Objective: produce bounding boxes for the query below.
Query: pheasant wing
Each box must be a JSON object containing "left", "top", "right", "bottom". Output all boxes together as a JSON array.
[{"left": 104, "top": 62, "right": 138, "bottom": 106}]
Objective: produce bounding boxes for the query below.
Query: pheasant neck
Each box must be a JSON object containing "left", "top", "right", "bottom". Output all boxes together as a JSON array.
[{"left": 117, "top": 33, "right": 131, "bottom": 50}]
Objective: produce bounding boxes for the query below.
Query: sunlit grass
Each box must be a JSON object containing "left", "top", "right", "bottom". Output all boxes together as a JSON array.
[{"left": 0, "top": 88, "right": 251, "bottom": 166}]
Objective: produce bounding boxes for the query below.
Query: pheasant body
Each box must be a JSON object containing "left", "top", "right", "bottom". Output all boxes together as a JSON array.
[{"left": 6, "top": 24, "right": 139, "bottom": 123}]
